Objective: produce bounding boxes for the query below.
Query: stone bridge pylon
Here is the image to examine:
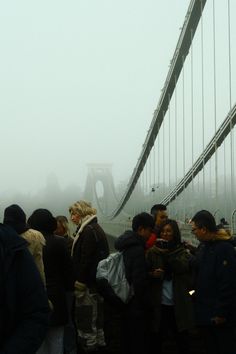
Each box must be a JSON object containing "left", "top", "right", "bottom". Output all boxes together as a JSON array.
[{"left": 83, "top": 164, "right": 118, "bottom": 216}]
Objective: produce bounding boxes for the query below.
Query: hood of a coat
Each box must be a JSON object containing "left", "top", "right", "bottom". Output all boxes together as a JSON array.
[
  {"left": 0, "top": 224, "right": 28, "bottom": 273},
  {"left": 3, "top": 204, "right": 29, "bottom": 234},
  {"left": 213, "top": 228, "right": 232, "bottom": 241},
  {"left": 0, "top": 224, "right": 27, "bottom": 251},
  {"left": 115, "top": 230, "right": 145, "bottom": 251}
]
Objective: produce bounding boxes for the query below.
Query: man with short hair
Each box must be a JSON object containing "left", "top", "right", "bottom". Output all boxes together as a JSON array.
[
  {"left": 115, "top": 212, "right": 155, "bottom": 354},
  {"left": 146, "top": 204, "right": 168, "bottom": 249},
  {"left": 0, "top": 223, "right": 50, "bottom": 353},
  {"left": 191, "top": 210, "right": 236, "bottom": 354}
]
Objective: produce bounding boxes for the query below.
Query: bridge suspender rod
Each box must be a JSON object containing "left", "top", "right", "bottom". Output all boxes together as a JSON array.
[
  {"left": 174, "top": 75, "right": 178, "bottom": 218},
  {"left": 163, "top": 111, "right": 165, "bottom": 196},
  {"left": 175, "top": 75, "right": 178, "bottom": 197},
  {"left": 150, "top": 154, "right": 152, "bottom": 196},
  {"left": 158, "top": 121, "right": 160, "bottom": 193},
  {"left": 153, "top": 136, "right": 156, "bottom": 192},
  {"left": 227, "top": 0, "right": 232, "bottom": 110},
  {"left": 190, "top": 28, "right": 194, "bottom": 195},
  {"left": 200, "top": 0, "right": 206, "bottom": 197},
  {"left": 107, "top": 0, "right": 207, "bottom": 219},
  {"left": 161, "top": 104, "right": 236, "bottom": 206},
  {"left": 182, "top": 55, "right": 186, "bottom": 220},
  {"left": 227, "top": 0, "right": 234, "bottom": 215},
  {"left": 213, "top": 0, "right": 218, "bottom": 207},
  {"left": 224, "top": 138, "right": 227, "bottom": 216},
  {"left": 168, "top": 94, "right": 171, "bottom": 192}
]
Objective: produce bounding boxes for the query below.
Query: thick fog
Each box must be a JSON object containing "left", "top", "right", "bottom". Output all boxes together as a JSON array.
[
  {"left": 0, "top": 1, "right": 190, "bottom": 210},
  {"left": 1, "top": 0, "right": 235, "bottom": 220}
]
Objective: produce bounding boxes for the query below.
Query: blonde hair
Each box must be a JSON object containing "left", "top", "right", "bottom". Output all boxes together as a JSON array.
[{"left": 69, "top": 200, "right": 97, "bottom": 218}]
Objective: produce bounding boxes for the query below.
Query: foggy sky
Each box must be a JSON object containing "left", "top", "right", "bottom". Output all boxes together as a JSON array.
[{"left": 0, "top": 0, "right": 190, "bottom": 195}]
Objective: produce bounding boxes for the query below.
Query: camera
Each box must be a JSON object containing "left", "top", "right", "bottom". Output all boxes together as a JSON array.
[{"left": 155, "top": 239, "right": 170, "bottom": 249}]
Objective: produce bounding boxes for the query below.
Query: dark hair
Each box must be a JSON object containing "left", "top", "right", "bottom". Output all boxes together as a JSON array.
[
  {"left": 56, "top": 215, "right": 68, "bottom": 223},
  {"left": 159, "top": 219, "right": 181, "bottom": 245},
  {"left": 132, "top": 212, "right": 155, "bottom": 232},
  {"left": 191, "top": 210, "right": 217, "bottom": 233},
  {"left": 150, "top": 204, "right": 166, "bottom": 219},
  {"left": 55, "top": 215, "right": 69, "bottom": 235}
]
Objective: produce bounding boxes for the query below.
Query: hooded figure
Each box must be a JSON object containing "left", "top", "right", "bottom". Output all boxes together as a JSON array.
[
  {"left": 0, "top": 223, "right": 50, "bottom": 353},
  {"left": 28, "top": 209, "right": 74, "bottom": 354},
  {"left": 4, "top": 204, "right": 46, "bottom": 284}
]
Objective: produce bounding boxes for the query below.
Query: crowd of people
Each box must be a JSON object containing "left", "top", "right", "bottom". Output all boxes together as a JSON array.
[{"left": 0, "top": 200, "right": 236, "bottom": 354}]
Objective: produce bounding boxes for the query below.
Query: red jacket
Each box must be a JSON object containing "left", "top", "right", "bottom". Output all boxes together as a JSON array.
[
  {"left": 146, "top": 233, "right": 157, "bottom": 250},
  {"left": 145, "top": 226, "right": 162, "bottom": 250}
]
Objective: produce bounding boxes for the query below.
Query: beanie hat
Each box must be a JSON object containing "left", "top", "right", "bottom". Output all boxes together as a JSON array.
[
  {"left": 3, "top": 204, "right": 29, "bottom": 234},
  {"left": 28, "top": 209, "right": 57, "bottom": 233}
]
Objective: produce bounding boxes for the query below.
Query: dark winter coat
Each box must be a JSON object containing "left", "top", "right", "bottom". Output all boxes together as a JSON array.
[
  {"left": 42, "top": 232, "right": 74, "bottom": 326},
  {"left": 63, "top": 234, "right": 74, "bottom": 254},
  {"left": 72, "top": 217, "right": 109, "bottom": 288},
  {"left": 192, "top": 231, "right": 236, "bottom": 326},
  {"left": 146, "top": 244, "right": 194, "bottom": 332},
  {"left": 115, "top": 230, "right": 151, "bottom": 315},
  {"left": 0, "top": 224, "right": 50, "bottom": 354}
]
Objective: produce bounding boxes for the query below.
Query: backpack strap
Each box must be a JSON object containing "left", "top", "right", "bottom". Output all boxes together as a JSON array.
[{"left": 87, "top": 224, "right": 108, "bottom": 261}]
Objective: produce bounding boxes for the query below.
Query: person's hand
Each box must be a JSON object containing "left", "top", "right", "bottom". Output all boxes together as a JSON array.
[
  {"left": 211, "top": 316, "right": 226, "bottom": 325},
  {"left": 183, "top": 241, "right": 197, "bottom": 253},
  {"left": 150, "top": 268, "right": 164, "bottom": 278},
  {"left": 48, "top": 299, "right": 54, "bottom": 310},
  {"left": 155, "top": 246, "right": 169, "bottom": 253},
  {"left": 74, "top": 281, "right": 87, "bottom": 299}
]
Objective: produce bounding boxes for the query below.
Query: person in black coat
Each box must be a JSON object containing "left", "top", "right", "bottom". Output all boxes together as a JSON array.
[
  {"left": 191, "top": 210, "right": 236, "bottom": 354},
  {"left": 114, "top": 212, "right": 155, "bottom": 354},
  {"left": 69, "top": 200, "right": 109, "bottom": 353},
  {"left": 28, "top": 209, "right": 74, "bottom": 354},
  {"left": 0, "top": 223, "right": 50, "bottom": 354}
]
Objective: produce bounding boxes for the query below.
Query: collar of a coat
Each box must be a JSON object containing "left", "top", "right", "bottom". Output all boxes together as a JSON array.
[
  {"left": 71, "top": 215, "right": 97, "bottom": 256},
  {"left": 150, "top": 243, "right": 185, "bottom": 256}
]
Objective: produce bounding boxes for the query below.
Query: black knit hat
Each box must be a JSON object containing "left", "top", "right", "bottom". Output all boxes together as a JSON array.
[
  {"left": 3, "top": 204, "right": 29, "bottom": 234},
  {"left": 28, "top": 208, "right": 57, "bottom": 233}
]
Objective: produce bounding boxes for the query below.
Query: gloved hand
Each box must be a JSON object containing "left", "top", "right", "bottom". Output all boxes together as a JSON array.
[
  {"left": 74, "top": 281, "right": 87, "bottom": 299},
  {"left": 48, "top": 299, "right": 54, "bottom": 310}
]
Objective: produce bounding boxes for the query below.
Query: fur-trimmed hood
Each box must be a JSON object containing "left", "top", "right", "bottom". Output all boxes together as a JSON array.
[{"left": 213, "top": 228, "right": 232, "bottom": 241}]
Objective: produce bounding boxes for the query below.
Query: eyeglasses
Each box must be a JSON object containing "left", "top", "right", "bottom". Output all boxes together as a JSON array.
[{"left": 191, "top": 227, "right": 199, "bottom": 233}]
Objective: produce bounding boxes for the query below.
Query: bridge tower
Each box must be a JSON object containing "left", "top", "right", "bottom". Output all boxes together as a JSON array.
[{"left": 83, "top": 163, "right": 117, "bottom": 215}]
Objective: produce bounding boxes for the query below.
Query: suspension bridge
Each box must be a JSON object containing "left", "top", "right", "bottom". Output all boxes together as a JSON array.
[{"left": 83, "top": 0, "right": 236, "bottom": 239}]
